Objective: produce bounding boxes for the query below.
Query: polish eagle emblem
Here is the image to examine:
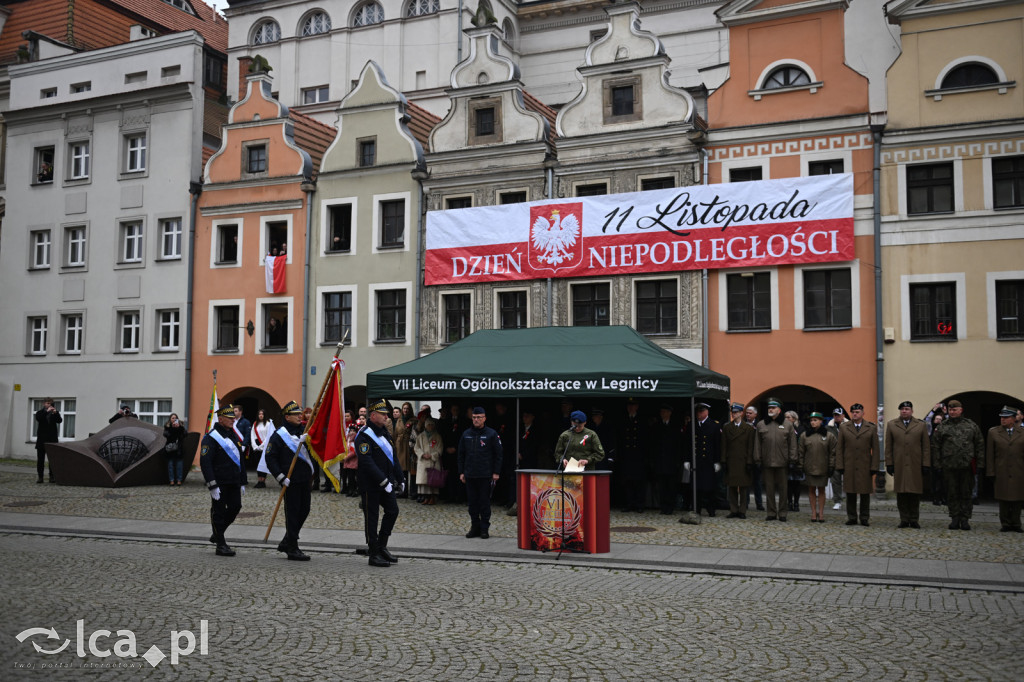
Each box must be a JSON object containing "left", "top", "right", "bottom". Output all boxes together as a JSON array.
[{"left": 530, "top": 208, "right": 581, "bottom": 267}]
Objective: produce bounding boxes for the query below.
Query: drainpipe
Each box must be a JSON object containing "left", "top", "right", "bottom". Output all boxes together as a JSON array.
[
  {"left": 545, "top": 164, "right": 555, "bottom": 326},
  {"left": 700, "top": 147, "right": 709, "bottom": 368},
  {"left": 184, "top": 180, "right": 202, "bottom": 427},
  {"left": 301, "top": 181, "right": 315, "bottom": 406},
  {"left": 413, "top": 168, "right": 429, "bottom": 359},
  {"left": 457, "top": 0, "right": 464, "bottom": 63},
  {"left": 872, "top": 122, "right": 886, "bottom": 495}
]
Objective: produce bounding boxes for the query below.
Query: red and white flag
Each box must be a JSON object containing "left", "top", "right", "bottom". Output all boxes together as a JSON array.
[
  {"left": 305, "top": 357, "right": 348, "bottom": 493},
  {"left": 265, "top": 255, "right": 286, "bottom": 294}
]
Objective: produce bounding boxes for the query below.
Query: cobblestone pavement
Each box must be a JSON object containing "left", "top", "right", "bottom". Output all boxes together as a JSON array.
[
  {"left": 1, "top": 470, "right": 1021, "bottom": 564},
  {"left": 1, "top": 533, "right": 1023, "bottom": 681}
]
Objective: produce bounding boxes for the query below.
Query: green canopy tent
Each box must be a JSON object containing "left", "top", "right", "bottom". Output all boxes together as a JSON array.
[{"left": 366, "top": 326, "right": 730, "bottom": 401}]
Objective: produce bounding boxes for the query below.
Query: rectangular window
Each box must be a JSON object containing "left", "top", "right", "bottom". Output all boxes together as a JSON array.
[
  {"left": 62, "top": 314, "right": 83, "bottom": 354},
  {"left": 443, "top": 294, "right": 471, "bottom": 344},
  {"left": 35, "top": 146, "right": 54, "bottom": 184},
  {"left": 217, "top": 224, "right": 238, "bottom": 264},
  {"left": 380, "top": 200, "right": 404, "bottom": 247},
  {"left": 727, "top": 272, "right": 771, "bottom": 331},
  {"left": 28, "top": 316, "right": 48, "bottom": 355},
  {"left": 995, "top": 279, "right": 1024, "bottom": 339},
  {"left": 907, "top": 162, "right": 953, "bottom": 214},
  {"left": 204, "top": 56, "right": 224, "bottom": 87},
  {"left": 70, "top": 82, "right": 91, "bottom": 93},
  {"left": 125, "top": 133, "right": 147, "bottom": 172},
  {"left": 376, "top": 289, "right": 406, "bottom": 341},
  {"left": 993, "top": 156, "right": 1024, "bottom": 209},
  {"left": 266, "top": 220, "right": 288, "bottom": 257},
  {"left": 469, "top": 99, "right": 502, "bottom": 144},
  {"left": 475, "top": 107, "right": 495, "bottom": 136},
  {"left": 323, "top": 292, "right": 352, "bottom": 344},
  {"left": 118, "top": 398, "right": 172, "bottom": 426},
  {"left": 64, "top": 226, "right": 86, "bottom": 267},
  {"left": 214, "top": 306, "right": 239, "bottom": 351},
  {"left": 69, "top": 141, "right": 90, "bottom": 180},
  {"left": 910, "top": 282, "right": 956, "bottom": 341},
  {"left": 730, "top": 167, "right": 762, "bottom": 182},
  {"left": 159, "top": 218, "right": 182, "bottom": 259},
  {"left": 327, "top": 205, "right": 352, "bottom": 252},
  {"left": 804, "top": 268, "right": 852, "bottom": 328},
  {"left": 125, "top": 72, "right": 147, "bottom": 85},
  {"left": 263, "top": 303, "right": 288, "bottom": 350},
  {"left": 118, "top": 311, "right": 141, "bottom": 352},
  {"left": 31, "top": 230, "right": 51, "bottom": 269},
  {"left": 359, "top": 138, "right": 376, "bottom": 167},
  {"left": 158, "top": 310, "right": 180, "bottom": 351},
  {"left": 246, "top": 144, "right": 267, "bottom": 174},
  {"left": 641, "top": 177, "right": 674, "bottom": 191},
  {"left": 498, "top": 290, "right": 527, "bottom": 329},
  {"left": 446, "top": 197, "right": 473, "bottom": 210},
  {"left": 161, "top": 65, "right": 181, "bottom": 78},
  {"left": 31, "top": 398, "right": 76, "bottom": 440},
  {"left": 636, "top": 279, "right": 678, "bottom": 335},
  {"left": 120, "top": 221, "right": 143, "bottom": 263},
  {"left": 809, "top": 159, "right": 844, "bottom": 176},
  {"left": 611, "top": 85, "right": 634, "bottom": 116},
  {"left": 572, "top": 283, "right": 610, "bottom": 326},
  {"left": 500, "top": 191, "right": 527, "bottom": 205},
  {"left": 41, "top": 87, "right": 57, "bottom": 99},
  {"left": 575, "top": 183, "right": 607, "bottom": 197},
  {"left": 301, "top": 86, "right": 329, "bottom": 104}
]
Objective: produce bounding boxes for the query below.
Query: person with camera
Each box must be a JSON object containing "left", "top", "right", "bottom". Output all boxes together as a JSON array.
[
  {"left": 201, "top": 404, "right": 248, "bottom": 556},
  {"left": 34, "top": 398, "right": 62, "bottom": 484},
  {"left": 163, "top": 413, "right": 187, "bottom": 486},
  {"left": 109, "top": 404, "right": 135, "bottom": 423},
  {"left": 265, "top": 401, "right": 313, "bottom": 561},
  {"left": 357, "top": 399, "right": 404, "bottom": 567}
]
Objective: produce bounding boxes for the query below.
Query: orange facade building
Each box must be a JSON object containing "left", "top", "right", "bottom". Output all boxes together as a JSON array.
[
  {"left": 188, "top": 70, "right": 334, "bottom": 436},
  {"left": 705, "top": 0, "right": 878, "bottom": 416}
]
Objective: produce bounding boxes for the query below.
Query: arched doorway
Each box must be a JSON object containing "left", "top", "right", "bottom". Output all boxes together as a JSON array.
[
  {"left": 221, "top": 387, "right": 281, "bottom": 425},
  {"left": 748, "top": 384, "right": 844, "bottom": 423}
]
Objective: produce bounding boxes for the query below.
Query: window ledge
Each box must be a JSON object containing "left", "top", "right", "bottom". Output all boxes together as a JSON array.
[
  {"left": 260, "top": 347, "right": 289, "bottom": 353},
  {"left": 996, "top": 336, "right": 1024, "bottom": 342},
  {"left": 377, "top": 244, "right": 405, "bottom": 251},
  {"left": 156, "top": 256, "right": 183, "bottom": 263},
  {"left": 117, "top": 350, "right": 141, "bottom": 354},
  {"left": 324, "top": 250, "right": 353, "bottom": 256},
  {"left": 925, "top": 81, "right": 1015, "bottom": 101},
  {"left": 154, "top": 348, "right": 180, "bottom": 354},
  {"left": 725, "top": 328, "right": 772, "bottom": 334},
  {"left": 906, "top": 210, "right": 955, "bottom": 218},
  {"left": 909, "top": 337, "right": 958, "bottom": 343},
  {"left": 63, "top": 178, "right": 91, "bottom": 187},
  {"left": 749, "top": 81, "right": 823, "bottom": 101},
  {"left": 60, "top": 265, "right": 88, "bottom": 273},
  {"left": 213, "top": 261, "right": 240, "bottom": 267},
  {"left": 28, "top": 266, "right": 51, "bottom": 272},
  {"left": 31, "top": 180, "right": 55, "bottom": 187},
  {"left": 373, "top": 338, "right": 406, "bottom": 345},
  {"left": 212, "top": 348, "right": 240, "bottom": 354},
  {"left": 802, "top": 326, "right": 853, "bottom": 332},
  {"left": 119, "top": 171, "right": 148, "bottom": 180},
  {"left": 319, "top": 341, "right": 350, "bottom": 347},
  {"left": 993, "top": 204, "right": 1024, "bottom": 212},
  {"left": 114, "top": 261, "right": 146, "bottom": 270}
]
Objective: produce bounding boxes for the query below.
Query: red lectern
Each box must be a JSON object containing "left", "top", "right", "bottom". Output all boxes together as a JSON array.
[{"left": 516, "top": 469, "right": 610, "bottom": 554}]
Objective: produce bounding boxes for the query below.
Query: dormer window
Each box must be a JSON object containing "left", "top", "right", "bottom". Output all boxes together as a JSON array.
[
  {"left": 750, "top": 61, "right": 820, "bottom": 100},
  {"left": 763, "top": 66, "right": 810, "bottom": 90},
  {"left": 468, "top": 98, "right": 502, "bottom": 145},
  {"left": 603, "top": 76, "right": 642, "bottom": 124},
  {"left": 941, "top": 63, "right": 998, "bottom": 89},
  {"left": 163, "top": 0, "right": 196, "bottom": 15}
]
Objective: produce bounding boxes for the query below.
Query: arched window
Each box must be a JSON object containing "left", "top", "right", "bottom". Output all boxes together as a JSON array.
[
  {"left": 252, "top": 20, "right": 281, "bottom": 45},
  {"left": 353, "top": 2, "right": 385, "bottom": 27},
  {"left": 406, "top": 0, "right": 439, "bottom": 17},
  {"left": 502, "top": 18, "right": 517, "bottom": 50},
  {"left": 941, "top": 63, "right": 999, "bottom": 89},
  {"left": 763, "top": 65, "right": 811, "bottom": 90},
  {"left": 301, "top": 11, "right": 332, "bottom": 36}
]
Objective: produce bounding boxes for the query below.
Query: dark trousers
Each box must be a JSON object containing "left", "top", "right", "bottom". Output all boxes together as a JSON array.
[
  {"left": 846, "top": 492, "right": 870, "bottom": 521},
  {"left": 363, "top": 486, "right": 399, "bottom": 547},
  {"left": 749, "top": 464, "right": 764, "bottom": 508},
  {"left": 998, "top": 500, "right": 1023, "bottom": 530},
  {"left": 625, "top": 478, "right": 646, "bottom": 510},
  {"left": 657, "top": 476, "right": 678, "bottom": 514},
  {"left": 896, "top": 492, "right": 921, "bottom": 523},
  {"left": 727, "top": 486, "right": 749, "bottom": 514},
  {"left": 763, "top": 466, "right": 787, "bottom": 519},
  {"left": 465, "top": 477, "right": 493, "bottom": 532},
  {"left": 36, "top": 448, "right": 51, "bottom": 481},
  {"left": 944, "top": 467, "right": 974, "bottom": 520},
  {"left": 283, "top": 483, "right": 311, "bottom": 548},
  {"left": 210, "top": 485, "right": 242, "bottom": 538}
]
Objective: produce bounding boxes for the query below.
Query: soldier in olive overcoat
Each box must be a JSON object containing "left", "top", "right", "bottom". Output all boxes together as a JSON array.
[
  {"left": 836, "top": 403, "right": 877, "bottom": 526},
  {"left": 884, "top": 401, "right": 931, "bottom": 528},
  {"left": 986, "top": 406, "right": 1024, "bottom": 532},
  {"left": 799, "top": 412, "right": 836, "bottom": 522},
  {"left": 721, "top": 403, "right": 757, "bottom": 518},
  {"left": 755, "top": 398, "right": 797, "bottom": 521}
]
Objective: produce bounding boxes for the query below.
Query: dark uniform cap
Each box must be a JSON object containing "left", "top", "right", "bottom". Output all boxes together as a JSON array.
[
  {"left": 659, "top": 403, "right": 673, "bottom": 411},
  {"left": 898, "top": 401, "right": 913, "bottom": 410},
  {"left": 730, "top": 403, "right": 744, "bottom": 413},
  {"left": 850, "top": 403, "right": 864, "bottom": 411},
  {"left": 472, "top": 406, "right": 486, "bottom": 415},
  {"left": 696, "top": 402, "right": 711, "bottom": 410},
  {"left": 767, "top": 398, "right": 782, "bottom": 408},
  {"left": 216, "top": 404, "right": 235, "bottom": 417},
  {"left": 369, "top": 399, "right": 389, "bottom": 414},
  {"left": 999, "top": 405, "right": 1017, "bottom": 418},
  {"left": 809, "top": 411, "right": 824, "bottom": 420},
  {"left": 626, "top": 397, "right": 639, "bottom": 405},
  {"left": 591, "top": 408, "right": 604, "bottom": 416},
  {"left": 947, "top": 400, "right": 962, "bottom": 409},
  {"left": 282, "top": 400, "right": 303, "bottom": 416}
]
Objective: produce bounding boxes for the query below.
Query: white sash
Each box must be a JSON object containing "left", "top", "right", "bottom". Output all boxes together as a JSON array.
[
  {"left": 275, "top": 425, "right": 314, "bottom": 474},
  {"left": 361, "top": 426, "right": 394, "bottom": 464},
  {"left": 209, "top": 429, "right": 242, "bottom": 470}
]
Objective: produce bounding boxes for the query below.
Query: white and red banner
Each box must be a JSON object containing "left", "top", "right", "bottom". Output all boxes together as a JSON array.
[
  {"left": 425, "top": 174, "right": 854, "bottom": 285},
  {"left": 265, "top": 255, "right": 286, "bottom": 293}
]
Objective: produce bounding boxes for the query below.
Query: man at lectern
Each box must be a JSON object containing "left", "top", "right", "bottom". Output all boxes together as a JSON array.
[{"left": 555, "top": 411, "right": 605, "bottom": 470}]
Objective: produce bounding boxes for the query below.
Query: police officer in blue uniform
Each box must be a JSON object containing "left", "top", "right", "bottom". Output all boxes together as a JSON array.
[
  {"left": 356, "top": 399, "right": 404, "bottom": 567},
  {"left": 266, "top": 400, "right": 313, "bottom": 561},
  {"left": 201, "top": 404, "right": 248, "bottom": 556}
]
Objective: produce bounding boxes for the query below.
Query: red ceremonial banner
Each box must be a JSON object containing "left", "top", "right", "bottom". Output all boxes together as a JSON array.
[
  {"left": 425, "top": 174, "right": 855, "bottom": 285},
  {"left": 529, "top": 474, "right": 585, "bottom": 552}
]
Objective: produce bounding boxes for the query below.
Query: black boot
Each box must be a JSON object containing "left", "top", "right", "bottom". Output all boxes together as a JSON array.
[
  {"left": 214, "top": 530, "right": 235, "bottom": 556},
  {"left": 378, "top": 535, "right": 399, "bottom": 564},
  {"left": 367, "top": 543, "right": 390, "bottom": 567}
]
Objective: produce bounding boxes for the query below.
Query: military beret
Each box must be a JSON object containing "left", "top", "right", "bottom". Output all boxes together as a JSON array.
[
  {"left": 282, "top": 400, "right": 303, "bottom": 416},
  {"left": 898, "top": 401, "right": 913, "bottom": 410},
  {"left": 850, "top": 403, "right": 864, "bottom": 411},
  {"left": 570, "top": 410, "right": 587, "bottom": 423}
]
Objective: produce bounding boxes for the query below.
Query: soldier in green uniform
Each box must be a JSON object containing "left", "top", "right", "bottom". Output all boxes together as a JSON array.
[
  {"left": 554, "top": 410, "right": 605, "bottom": 470},
  {"left": 985, "top": 406, "right": 1024, "bottom": 533},
  {"left": 931, "top": 399, "right": 984, "bottom": 530}
]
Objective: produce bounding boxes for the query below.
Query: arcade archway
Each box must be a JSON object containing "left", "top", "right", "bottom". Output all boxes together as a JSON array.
[
  {"left": 747, "top": 384, "right": 844, "bottom": 422},
  {"left": 221, "top": 387, "right": 281, "bottom": 424}
]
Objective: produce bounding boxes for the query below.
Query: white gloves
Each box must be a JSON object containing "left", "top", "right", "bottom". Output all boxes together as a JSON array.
[
  {"left": 210, "top": 487, "right": 221, "bottom": 501},
  {"left": 683, "top": 462, "right": 691, "bottom": 471},
  {"left": 276, "top": 474, "right": 290, "bottom": 488},
  {"left": 241, "top": 486, "right": 246, "bottom": 495},
  {"left": 384, "top": 481, "right": 394, "bottom": 493},
  {"left": 714, "top": 463, "right": 721, "bottom": 473}
]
